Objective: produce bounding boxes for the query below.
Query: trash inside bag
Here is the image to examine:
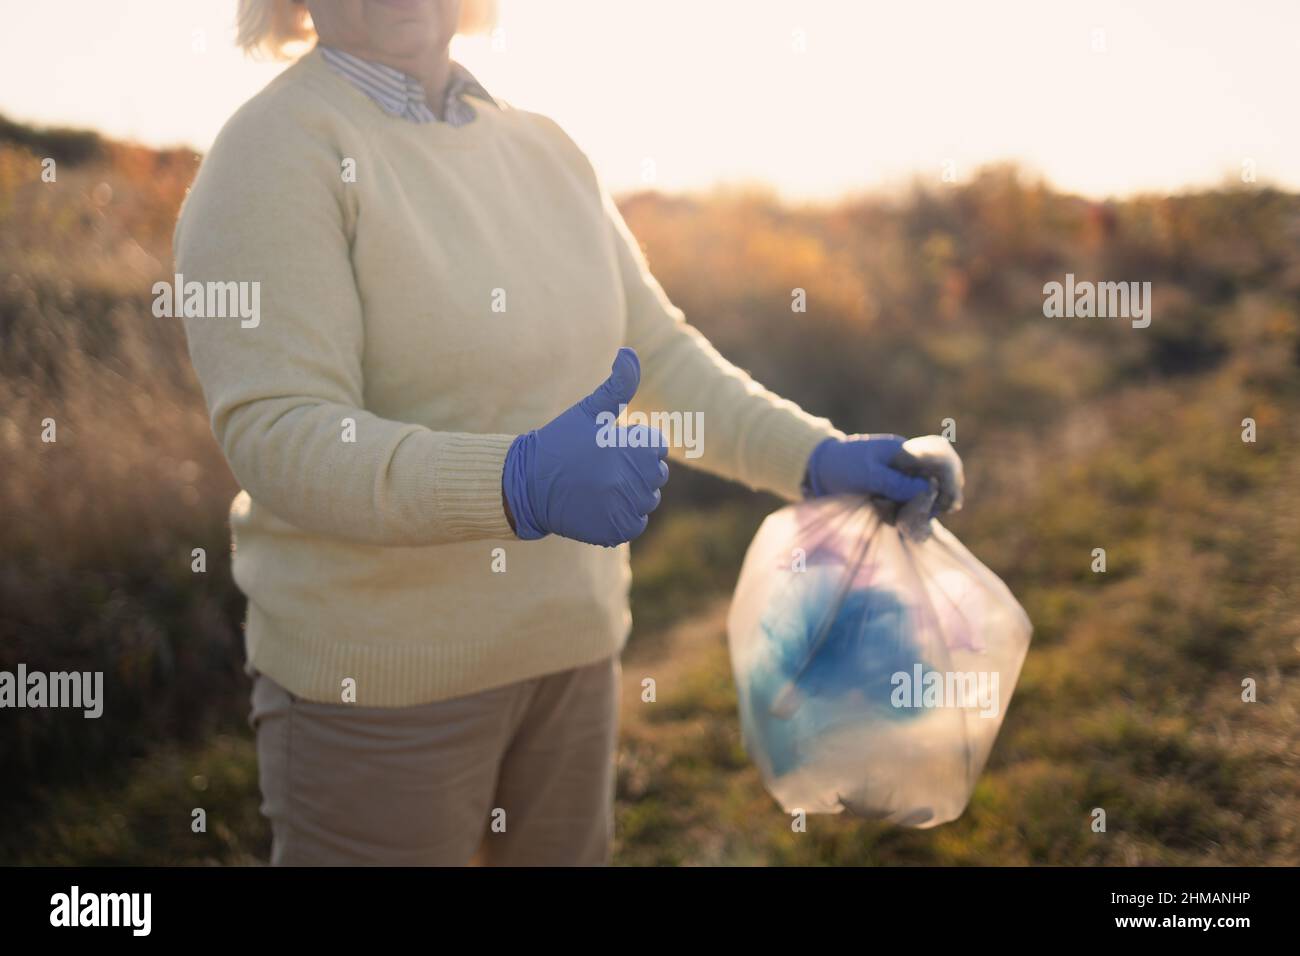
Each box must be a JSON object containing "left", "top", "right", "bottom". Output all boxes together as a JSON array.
[{"left": 727, "top": 444, "right": 1031, "bottom": 828}]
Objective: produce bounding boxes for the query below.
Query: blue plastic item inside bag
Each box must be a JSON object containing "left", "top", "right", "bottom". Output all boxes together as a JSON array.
[
  {"left": 727, "top": 441, "right": 1032, "bottom": 827},
  {"left": 744, "top": 580, "right": 929, "bottom": 780}
]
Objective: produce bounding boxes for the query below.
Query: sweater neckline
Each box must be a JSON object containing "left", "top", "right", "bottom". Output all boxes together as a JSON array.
[{"left": 297, "top": 46, "right": 500, "bottom": 148}]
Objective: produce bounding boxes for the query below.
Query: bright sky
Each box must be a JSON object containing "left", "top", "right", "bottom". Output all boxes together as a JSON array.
[{"left": 3, "top": 0, "right": 1297, "bottom": 199}]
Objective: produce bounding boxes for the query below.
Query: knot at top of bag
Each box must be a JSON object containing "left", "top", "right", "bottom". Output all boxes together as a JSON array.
[{"left": 870, "top": 435, "right": 964, "bottom": 541}]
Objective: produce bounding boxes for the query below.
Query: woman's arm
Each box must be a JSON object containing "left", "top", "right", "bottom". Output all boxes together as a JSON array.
[
  {"left": 601, "top": 187, "right": 842, "bottom": 502},
  {"left": 175, "top": 110, "right": 514, "bottom": 546}
]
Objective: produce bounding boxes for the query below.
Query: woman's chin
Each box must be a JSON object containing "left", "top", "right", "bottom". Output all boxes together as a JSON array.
[{"left": 370, "top": 30, "right": 443, "bottom": 60}]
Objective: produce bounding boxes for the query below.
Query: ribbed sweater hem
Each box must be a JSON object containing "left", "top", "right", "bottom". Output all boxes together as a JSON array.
[{"left": 245, "top": 601, "right": 629, "bottom": 706}]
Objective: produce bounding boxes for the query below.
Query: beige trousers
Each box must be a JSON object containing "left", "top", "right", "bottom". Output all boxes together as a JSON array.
[{"left": 249, "top": 655, "right": 620, "bottom": 866}]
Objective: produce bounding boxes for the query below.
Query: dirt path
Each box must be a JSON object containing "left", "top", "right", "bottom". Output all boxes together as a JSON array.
[{"left": 620, "top": 598, "right": 731, "bottom": 722}]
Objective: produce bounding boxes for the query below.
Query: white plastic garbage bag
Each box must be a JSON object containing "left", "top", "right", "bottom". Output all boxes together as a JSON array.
[{"left": 726, "top": 442, "right": 1032, "bottom": 828}]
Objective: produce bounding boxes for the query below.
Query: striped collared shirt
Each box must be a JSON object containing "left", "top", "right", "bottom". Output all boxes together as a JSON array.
[{"left": 320, "top": 45, "right": 498, "bottom": 126}]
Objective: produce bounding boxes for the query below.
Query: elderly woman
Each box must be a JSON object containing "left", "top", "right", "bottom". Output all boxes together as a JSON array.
[{"left": 177, "top": 0, "right": 951, "bottom": 866}]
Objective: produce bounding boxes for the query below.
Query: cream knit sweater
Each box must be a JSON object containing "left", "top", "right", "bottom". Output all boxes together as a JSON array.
[{"left": 175, "top": 48, "right": 840, "bottom": 706}]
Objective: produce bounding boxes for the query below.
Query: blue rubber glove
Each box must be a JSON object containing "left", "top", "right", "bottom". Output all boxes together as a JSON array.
[
  {"left": 502, "top": 348, "right": 669, "bottom": 547},
  {"left": 803, "top": 434, "right": 932, "bottom": 502}
]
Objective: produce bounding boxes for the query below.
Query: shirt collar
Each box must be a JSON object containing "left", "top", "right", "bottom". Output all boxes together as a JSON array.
[{"left": 319, "top": 45, "right": 498, "bottom": 126}]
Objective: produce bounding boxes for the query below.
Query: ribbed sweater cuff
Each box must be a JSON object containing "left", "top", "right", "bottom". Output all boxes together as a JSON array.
[
  {"left": 429, "top": 433, "right": 517, "bottom": 540},
  {"left": 755, "top": 412, "right": 846, "bottom": 503}
]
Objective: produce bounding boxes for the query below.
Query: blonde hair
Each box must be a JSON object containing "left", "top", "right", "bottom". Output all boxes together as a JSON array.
[{"left": 236, "top": 0, "right": 498, "bottom": 59}]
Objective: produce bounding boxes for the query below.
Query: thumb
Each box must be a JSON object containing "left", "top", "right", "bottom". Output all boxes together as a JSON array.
[{"left": 579, "top": 347, "right": 641, "bottom": 418}]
